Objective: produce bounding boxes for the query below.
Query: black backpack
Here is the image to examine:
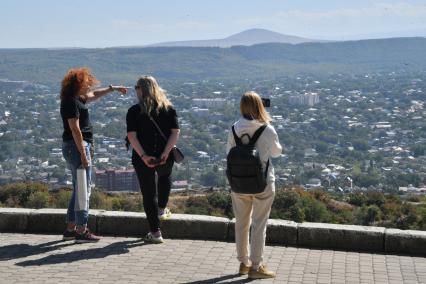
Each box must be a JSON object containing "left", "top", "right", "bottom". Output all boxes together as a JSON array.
[{"left": 226, "top": 124, "right": 269, "bottom": 194}]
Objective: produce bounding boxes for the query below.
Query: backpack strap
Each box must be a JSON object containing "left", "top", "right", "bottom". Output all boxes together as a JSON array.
[
  {"left": 253, "top": 125, "right": 270, "bottom": 178},
  {"left": 264, "top": 159, "right": 270, "bottom": 178},
  {"left": 248, "top": 124, "right": 267, "bottom": 147},
  {"left": 232, "top": 125, "right": 243, "bottom": 146}
]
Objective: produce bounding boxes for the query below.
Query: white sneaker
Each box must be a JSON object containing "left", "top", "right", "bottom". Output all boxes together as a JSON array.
[
  {"left": 144, "top": 232, "right": 164, "bottom": 244},
  {"left": 158, "top": 208, "right": 172, "bottom": 220}
]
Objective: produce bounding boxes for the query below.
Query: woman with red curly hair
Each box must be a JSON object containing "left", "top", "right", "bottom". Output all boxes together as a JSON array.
[{"left": 60, "top": 67, "right": 127, "bottom": 243}]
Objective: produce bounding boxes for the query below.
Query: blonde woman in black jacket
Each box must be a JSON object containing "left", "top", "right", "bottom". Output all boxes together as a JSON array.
[{"left": 126, "top": 76, "right": 180, "bottom": 243}]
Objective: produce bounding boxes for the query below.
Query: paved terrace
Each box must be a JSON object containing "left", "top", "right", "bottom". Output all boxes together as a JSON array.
[
  {"left": 1, "top": 233, "right": 426, "bottom": 284},
  {"left": 1, "top": 209, "right": 426, "bottom": 283}
]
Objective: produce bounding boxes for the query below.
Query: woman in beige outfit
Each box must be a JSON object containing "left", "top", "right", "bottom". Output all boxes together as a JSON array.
[{"left": 226, "top": 91, "right": 282, "bottom": 279}]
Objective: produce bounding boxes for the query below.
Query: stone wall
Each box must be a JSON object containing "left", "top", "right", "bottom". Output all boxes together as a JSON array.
[{"left": 1, "top": 208, "right": 425, "bottom": 255}]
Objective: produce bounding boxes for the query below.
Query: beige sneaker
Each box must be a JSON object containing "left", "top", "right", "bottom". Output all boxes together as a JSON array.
[
  {"left": 248, "top": 264, "right": 276, "bottom": 279},
  {"left": 238, "top": 263, "right": 250, "bottom": 275}
]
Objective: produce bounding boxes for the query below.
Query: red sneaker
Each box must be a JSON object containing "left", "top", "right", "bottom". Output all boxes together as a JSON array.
[
  {"left": 75, "top": 230, "right": 101, "bottom": 243},
  {"left": 62, "top": 229, "right": 78, "bottom": 241}
]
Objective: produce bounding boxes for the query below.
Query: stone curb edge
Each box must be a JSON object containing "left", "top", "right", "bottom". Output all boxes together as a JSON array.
[{"left": 0, "top": 208, "right": 425, "bottom": 256}]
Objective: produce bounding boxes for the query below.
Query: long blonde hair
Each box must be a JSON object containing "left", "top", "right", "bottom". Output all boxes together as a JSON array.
[
  {"left": 136, "top": 76, "right": 172, "bottom": 114},
  {"left": 240, "top": 91, "right": 271, "bottom": 123}
]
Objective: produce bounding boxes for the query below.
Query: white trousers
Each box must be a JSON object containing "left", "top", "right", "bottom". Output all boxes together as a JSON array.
[{"left": 231, "top": 183, "right": 275, "bottom": 267}]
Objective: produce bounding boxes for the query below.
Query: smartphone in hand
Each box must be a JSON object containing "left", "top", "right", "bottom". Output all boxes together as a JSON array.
[{"left": 149, "top": 158, "right": 161, "bottom": 165}]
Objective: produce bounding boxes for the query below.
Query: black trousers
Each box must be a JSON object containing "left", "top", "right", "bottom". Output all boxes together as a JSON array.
[{"left": 133, "top": 157, "right": 173, "bottom": 232}]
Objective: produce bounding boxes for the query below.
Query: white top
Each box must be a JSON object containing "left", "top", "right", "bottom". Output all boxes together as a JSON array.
[{"left": 226, "top": 117, "right": 282, "bottom": 183}]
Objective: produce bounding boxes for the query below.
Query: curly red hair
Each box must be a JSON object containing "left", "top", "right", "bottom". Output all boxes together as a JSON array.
[{"left": 60, "top": 67, "right": 99, "bottom": 99}]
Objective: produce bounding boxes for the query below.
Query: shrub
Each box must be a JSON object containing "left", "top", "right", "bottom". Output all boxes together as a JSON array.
[
  {"left": 185, "top": 205, "right": 210, "bottom": 215},
  {"left": 0, "top": 182, "right": 48, "bottom": 206},
  {"left": 25, "top": 191, "right": 49, "bottom": 209},
  {"left": 398, "top": 203, "right": 419, "bottom": 229},
  {"left": 274, "top": 190, "right": 300, "bottom": 209},
  {"left": 90, "top": 190, "right": 113, "bottom": 210},
  {"left": 365, "top": 191, "right": 385, "bottom": 207},
  {"left": 407, "top": 195, "right": 421, "bottom": 202},
  {"left": 207, "top": 192, "right": 232, "bottom": 217},
  {"left": 288, "top": 205, "right": 305, "bottom": 222},
  {"left": 111, "top": 195, "right": 142, "bottom": 212},
  {"left": 54, "top": 189, "right": 72, "bottom": 208},
  {"left": 311, "top": 189, "right": 330, "bottom": 203},
  {"left": 301, "top": 197, "right": 331, "bottom": 223},
  {"left": 354, "top": 206, "right": 368, "bottom": 225},
  {"left": 334, "top": 208, "right": 353, "bottom": 224},
  {"left": 418, "top": 208, "right": 426, "bottom": 230},
  {"left": 365, "top": 205, "right": 382, "bottom": 224},
  {"left": 355, "top": 205, "right": 382, "bottom": 225},
  {"left": 185, "top": 196, "right": 210, "bottom": 215}
]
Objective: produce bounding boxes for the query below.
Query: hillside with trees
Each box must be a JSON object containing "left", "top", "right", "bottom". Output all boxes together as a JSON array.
[{"left": 1, "top": 38, "right": 426, "bottom": 86}]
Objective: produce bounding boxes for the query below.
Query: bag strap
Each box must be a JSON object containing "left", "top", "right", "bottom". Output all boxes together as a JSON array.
[
  {"left": 231, "top": 125, "right": 242, "bottom": 146},
  {"left": 148, "top": 114, "right": 168, "bottom": 142},
  {"left": 264, "top": 159, "right": 270, "bottom": 178},
  {"left": 248, "top": 124, "right": 267, "bottom": 147},
  {"left": 251, "top": 125, "right": 269, "bottom": 178}
]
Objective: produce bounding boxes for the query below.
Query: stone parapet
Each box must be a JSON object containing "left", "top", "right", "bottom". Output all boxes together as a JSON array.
[
  {"left": 298, "top": 222, "right": 385, "bottom": 252},
  {"left": 385, "top": 228, "right": 426, "bottom": 255},
  {"left": 0, "top": 208, "right": 424, "bottom": 255}
]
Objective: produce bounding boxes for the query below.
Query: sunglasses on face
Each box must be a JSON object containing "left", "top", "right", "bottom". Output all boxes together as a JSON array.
[{"left": 134, "top": 85, "right": 141, "bottom": 90}]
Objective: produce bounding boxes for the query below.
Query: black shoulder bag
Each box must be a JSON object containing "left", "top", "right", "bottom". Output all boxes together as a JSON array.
[{"left": 148, "top": 115, "right": 184, "bottom": 164}]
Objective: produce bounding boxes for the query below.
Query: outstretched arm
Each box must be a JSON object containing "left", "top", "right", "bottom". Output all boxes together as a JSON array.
[{"left": 85, "top": 85, "right": 128, "bottom": 102}]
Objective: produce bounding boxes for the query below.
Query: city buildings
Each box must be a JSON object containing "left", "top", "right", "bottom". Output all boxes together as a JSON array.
[
  {"left": 192, "top": 98, "right": 228, "bottom": 108},
  {"left": 288, "top": 92, "right": 320, "bottom": 106},
  {"left": 95, "top": 169, "right": 139, "bottom": 192}
]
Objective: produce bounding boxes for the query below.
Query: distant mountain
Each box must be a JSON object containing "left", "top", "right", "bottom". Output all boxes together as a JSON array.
[
  {"left": 1, "top": 37, "right": 426, "bottom": 86},
  {"left": 147, "top": 28, "right": 320, "bottom": 47}
]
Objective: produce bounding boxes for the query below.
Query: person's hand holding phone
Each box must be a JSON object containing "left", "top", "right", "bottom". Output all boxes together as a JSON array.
[
  {"left": 159, "top": 151, "right": 170, "bottom": 165},
  {"left": 141, "top": 155, "right": 157, "bottom": 168},
  {"left": 148, "top": 157, "right": 161, "bottom": 166}
]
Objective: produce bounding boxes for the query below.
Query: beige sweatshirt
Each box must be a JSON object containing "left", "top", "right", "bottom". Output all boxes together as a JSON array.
[{"left": 226, "top": 117, "right": 282, "bottom": 183}]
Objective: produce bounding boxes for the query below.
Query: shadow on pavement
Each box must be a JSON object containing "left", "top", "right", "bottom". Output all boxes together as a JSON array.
[
  {"left": 15, "top": 239, "right": 147, "bottom": 266},
  {"left": 0, "top": 240, "right": 75, "bottom": 261},
  {"left": 182, "top": 274, "right": 254, "bottom": 284}
]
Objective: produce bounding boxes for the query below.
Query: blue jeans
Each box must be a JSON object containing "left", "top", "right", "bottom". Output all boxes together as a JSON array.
[{"left": 62, "top": 140, "right": 92, "bottom": 226}]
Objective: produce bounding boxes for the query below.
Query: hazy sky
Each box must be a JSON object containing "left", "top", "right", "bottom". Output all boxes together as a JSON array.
[{"left": 1, "top": 0, "right": 426, "bottom": 48}]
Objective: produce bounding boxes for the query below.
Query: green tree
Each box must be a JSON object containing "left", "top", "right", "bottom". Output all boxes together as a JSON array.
[
  {"left": 200, "top": 171, "right": 221, "bottom": 187},
  {"left": 315, "top": 141, "right": 329, "bottom": 154}
]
